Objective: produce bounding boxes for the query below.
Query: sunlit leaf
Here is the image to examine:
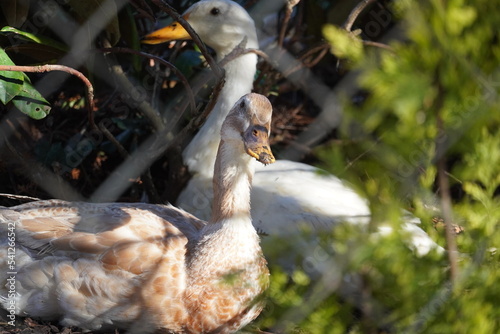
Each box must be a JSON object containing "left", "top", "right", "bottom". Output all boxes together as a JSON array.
[{"left": 322, "top": 24, "right": 364, "bottom": 62}]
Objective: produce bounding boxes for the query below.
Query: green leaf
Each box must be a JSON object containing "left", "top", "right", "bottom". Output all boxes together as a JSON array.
[
  {"left": 11, "top": 73, "right": 51, "bottom": 119},
  {"left": 0, "top": 26, "right": 68, "bottom": 51},
  {"left": 0, "top": 49, "right": 51, "bottom": 118},
  {"left": 446, "top": 5, "right": 477, "bottom": 36},
  {"left": 0, "top": 48, "right": 23, "bottom": 104},
  {"left": 322, "top": 24, "right": 364, "bottom": 62}
]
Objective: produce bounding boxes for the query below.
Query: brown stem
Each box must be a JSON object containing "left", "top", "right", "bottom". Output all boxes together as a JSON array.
[
  {"left": 362, "top": 40, "right": 394, "bottom": 52},
  {"left": 278, "top": 0, "right": 301, "bottom": 48},
  {"left": 0, "top": 64, "right": 96, "bottom": 129},
  {"left": 436, "top": 115, "right": 459, "bottom": 285},
  {"left": 343, "top": 0, "right": 377, "bottom": 32},
  {"left": 99, "top": 122, "right": 129, "bottom": 159},
  {"left": 169, "top": 76, "right": 226, "bottom": 150},
  {"left": 300, "top": 43, "right": 330, "bottom": 67},
  {"left": 283, "top": 43, "right": 330, "bottom": 77},
  {"left": 0, "top": 193, "right": 40, "bottom": 202},
  {"left": 434, "top": 79, "right": 459, "bottom": 285}
]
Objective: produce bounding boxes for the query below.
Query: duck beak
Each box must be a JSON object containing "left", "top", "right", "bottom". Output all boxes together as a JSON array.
[
  {"left": 142, "top": 15, "right": 191, "bottom": 44},
  {"left": 244, "top": 126, "right": 275, "bottom": 165}
]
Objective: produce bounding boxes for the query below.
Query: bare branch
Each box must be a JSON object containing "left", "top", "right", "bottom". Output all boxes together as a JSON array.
[
  {"left": 167, "top": 76, "right": 226, "bottom": 152},
  {"left": 362, "top": 40, "right": 395, "bottom": 52},
  {"left": 343, "top": 0, "right": 377, "bottom": 32},
  {"left": 435, "top": 82, "right": 459, "bottom": 286},
  {"left": 0, "top": 193, "right": 41, "bottom": 202},
  {"left": 99, "top": 122, "right": 129, "bottom": 160},
  {"left": 283, "top": 43, "right": 331, "bottom": 77},
  {"left": 0, "top": 64, "right": 96, "bottom": 129},
  {"left": 278, "top": 0, "right": 301, "bottom": 48}
]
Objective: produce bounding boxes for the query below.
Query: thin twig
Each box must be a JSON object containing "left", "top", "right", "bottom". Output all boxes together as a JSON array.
[
  {"left": 437, "top": 120, "right": 459, "bottom": 285},
  {"left": 343, "top": 0, "right": 377, "bottom": 31},
  {"left": 362, "top": 40, "right": 394, "bottom": 52},
  {"left": 151, "top": 0, "right": 224, "bottom": 78},
  {"left": 300, "top": 43, "right": 330, "bottom": 67},
  {"left": 219, "top": 38, "right": 272, "bottom": 68},
  {"left": 0, "top": 193, "right": 41, "bottom": 202},
  {"left": 435, "top": 81, "right": 459, "bottom": 286},
  {"left": 336, "top": 0, "right": 392, "bottom": 69},
  {"left": 283, "top": 43, "right": 330, "bottom": 77},
  {"left": 0, "top": 64, "right": 96, "bottom": 129},
  {"left": 99, "top": 122, "right": 129, "bottom": 159},
  {"left": 98, "top": 47, "right": 196, "bottom": 113},
  {"left": 278, "top": 0, "right": 301, "bottom": 48},
  {"left": 168, "top": 76, "right": 226, "bottom": 150}
]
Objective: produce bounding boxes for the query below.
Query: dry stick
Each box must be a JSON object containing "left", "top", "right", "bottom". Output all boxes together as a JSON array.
[
  {"left": 434, "top": 78, "right": 458, "bottom": 285},
  {"left": 99, "top": 122, "right": 129, "bottom": 159},
  {"left": 343, "top": 0, "right": 377, "bottom": 31},
  {"left": 283, "top": 43, "right": 330, "bottom": 77},
  {"left": 151, "top": 0, "right": 224, "bottom": 79},
  {"left": 338, "top": 0, "right": 393, "bottom": 70},
  {"left": 436, "top": 115, "right": 459, "bottom": 285},
  {"left": 0, "top": 64, "right": 96, "bottom": 129},
  {"left": 0, "top": 193, "right": 41, "bottom": 202},
  {"left": 278, "top": 0, "right": 301, "bottom": 48},
  {"left": 362, "top": 40, "right": 395, "bottom": 51},
  {"left": 98, "top": 47, "right": 197, "bottom": 113},
  {"left": 168, "top": 76, "right": 226, "bottom": 151},
  {"left": 300, "top": 43, "right": 330, "bottom": 66},
  {"left": 219, "top": 38, "right": 273, "bottom": 68}
]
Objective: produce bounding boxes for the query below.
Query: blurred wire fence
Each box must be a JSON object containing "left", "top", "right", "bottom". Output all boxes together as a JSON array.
[{"left": 3, "top": 0, "right": 497, "bottom": 333}]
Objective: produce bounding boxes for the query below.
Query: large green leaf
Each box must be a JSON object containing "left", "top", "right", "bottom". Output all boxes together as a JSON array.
[{"left": 0, "top": 49, "right": 51, "bottom": 119}]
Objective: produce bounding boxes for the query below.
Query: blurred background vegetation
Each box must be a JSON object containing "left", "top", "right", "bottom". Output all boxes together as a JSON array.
[{"left": 1, "top": 0, "right": 499, "bottom": 333}]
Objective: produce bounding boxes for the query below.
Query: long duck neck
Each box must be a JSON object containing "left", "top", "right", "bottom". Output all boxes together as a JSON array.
[
  {"left": 210, "top": 140, "right": 253, "bottom": 224},
  {"left": 183, "top": 52, "right": 258, "bottom": 177},
  {"left": 187, "top": 139, "right": 259, "bottom": 274}
]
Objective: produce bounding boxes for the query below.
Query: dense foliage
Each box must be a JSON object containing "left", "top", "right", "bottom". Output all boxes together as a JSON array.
[{"left": 256, "top": 0, "right": 500, "bottom": 333}]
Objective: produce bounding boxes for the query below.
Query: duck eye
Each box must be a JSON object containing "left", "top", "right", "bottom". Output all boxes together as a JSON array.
[
  {"left": 239, "top": 100, "right": 245, "bottom": 108},
  {"left": 210, "top": 7, "right": 220, "bottom": 15}
]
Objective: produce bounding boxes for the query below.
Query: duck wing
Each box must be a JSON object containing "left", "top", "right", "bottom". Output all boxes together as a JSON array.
[{"left": 1, "top": 199, "right": 204, "bottom": 258}]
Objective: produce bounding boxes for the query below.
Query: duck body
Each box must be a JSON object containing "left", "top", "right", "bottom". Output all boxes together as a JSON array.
[{"left": 0, "top": 93, "right": 275, "bottom": 333}]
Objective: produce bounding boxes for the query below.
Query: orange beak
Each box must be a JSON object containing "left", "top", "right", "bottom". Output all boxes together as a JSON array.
[{"left": 141, "top": 14, "right": 192, "bottom": 44}]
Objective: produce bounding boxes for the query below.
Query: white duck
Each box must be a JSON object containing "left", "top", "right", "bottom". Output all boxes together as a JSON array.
[
  {"left": 0, "top": 93, "right": 275, "bottom": 334},
  {"left": 144, "top": 0, "right": 370, "bottom": 231},
  {"left": 143, "top": 0, "right": 441, "bottom": 256}
]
